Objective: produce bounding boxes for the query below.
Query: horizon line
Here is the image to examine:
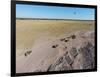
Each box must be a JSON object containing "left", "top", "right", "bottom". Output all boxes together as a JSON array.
[{"left": 16, "top": 17, "right": 94, "bottom": 21}]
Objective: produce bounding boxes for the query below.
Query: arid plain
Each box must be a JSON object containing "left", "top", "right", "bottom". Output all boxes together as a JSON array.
[{"left": 16, "top": 19, "right": 95, "bottom": 73}]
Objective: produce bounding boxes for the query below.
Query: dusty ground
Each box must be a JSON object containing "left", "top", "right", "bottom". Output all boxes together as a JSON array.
[{"left": 16, "top": 20, "right": 95, "bottom": 73}]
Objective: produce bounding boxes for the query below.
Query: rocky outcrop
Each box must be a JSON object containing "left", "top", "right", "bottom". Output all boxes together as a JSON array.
[
  {"left": 17, "top": 31, "right": 95, "bottom": 73},
  {"left": 34, "top": 31, "right": 95, "bottom": 72},
  {"left": 47, "top": 42, "right": 95, "bottom": 71}
]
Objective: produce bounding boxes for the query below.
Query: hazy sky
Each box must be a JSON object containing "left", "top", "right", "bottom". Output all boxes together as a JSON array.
[{"left": 16, "top": 4, "right": 95, "bottom": 20}]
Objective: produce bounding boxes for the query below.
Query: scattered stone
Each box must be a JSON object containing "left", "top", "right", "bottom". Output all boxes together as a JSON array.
[
  {"left": 64, "top": 39, "right": 69, "bottom": 42},
  {"left": 60, "top": 38, "right": 65, "bottom": 41},
  {"left": 24, "top": 53, "right": 27, "bottom": 56},
  {"left": 24, "top": 50, "right": 32, "bottom": 57},
  {"left": 66, "top": 34, "right": 76, "bottom": 39},
  {"left": 71, "top": 35, "right": 76, "bottom": 39},
  {"left": 65, "top": 47, "right": 67, "bottom": 49},
  {"left": 47, "top": 41, "right": 95, "bottom": 71},
  {"left": 52, "top": 44, "right": 58, "bottom": 48},
  {"left": 27, "top": 31, "right": 95, "bottom": 72}
]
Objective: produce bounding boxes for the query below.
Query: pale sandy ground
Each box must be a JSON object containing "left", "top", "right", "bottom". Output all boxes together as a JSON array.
[
  {"left": 16, "top": 30, "right": 94, "bottom": 73},
  {"left": 16, "top": 33, "right": 62, "bottom": 73},
  {"left": 16, "top": 20, "right": 94, "bottom": 73}
]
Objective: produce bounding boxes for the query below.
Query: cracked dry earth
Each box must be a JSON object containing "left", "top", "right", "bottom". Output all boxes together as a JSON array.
[{"left": 16, "top": 30, "right": 95, "bottom": 73}]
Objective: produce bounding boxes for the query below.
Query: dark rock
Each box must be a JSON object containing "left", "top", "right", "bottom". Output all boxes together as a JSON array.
[
  {"left": 24, "top": 50, "right": 32, "bottom": 57},
  {"left": 66, "top": 34, "right": 76, "bottom": 39},
  {"left": 60, "top": 38, "right": 65, "bottom": 41},
  {"left": 65, "top": 47, "right": 67, "bottom": 49},
  {"left": 71, "top": 35, "right": 76, "bottom": 39},
  {"left": 64, "top": 40, "right": 69, "bottom": 42},
  {"left": 52, "top": 45, "right": 58, "bottom": 48},
  {"left": 24, "top": 53, "right": 27, "bottom": 56}
]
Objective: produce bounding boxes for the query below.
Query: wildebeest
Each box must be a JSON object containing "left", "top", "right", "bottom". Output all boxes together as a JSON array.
[{"left": 24, "top": 50, "right": 32, "bottom": 57}]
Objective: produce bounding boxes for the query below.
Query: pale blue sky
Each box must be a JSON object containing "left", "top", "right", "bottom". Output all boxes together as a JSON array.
[{"left": 16, "top": 4, "right": 95, "bottom": 20}]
